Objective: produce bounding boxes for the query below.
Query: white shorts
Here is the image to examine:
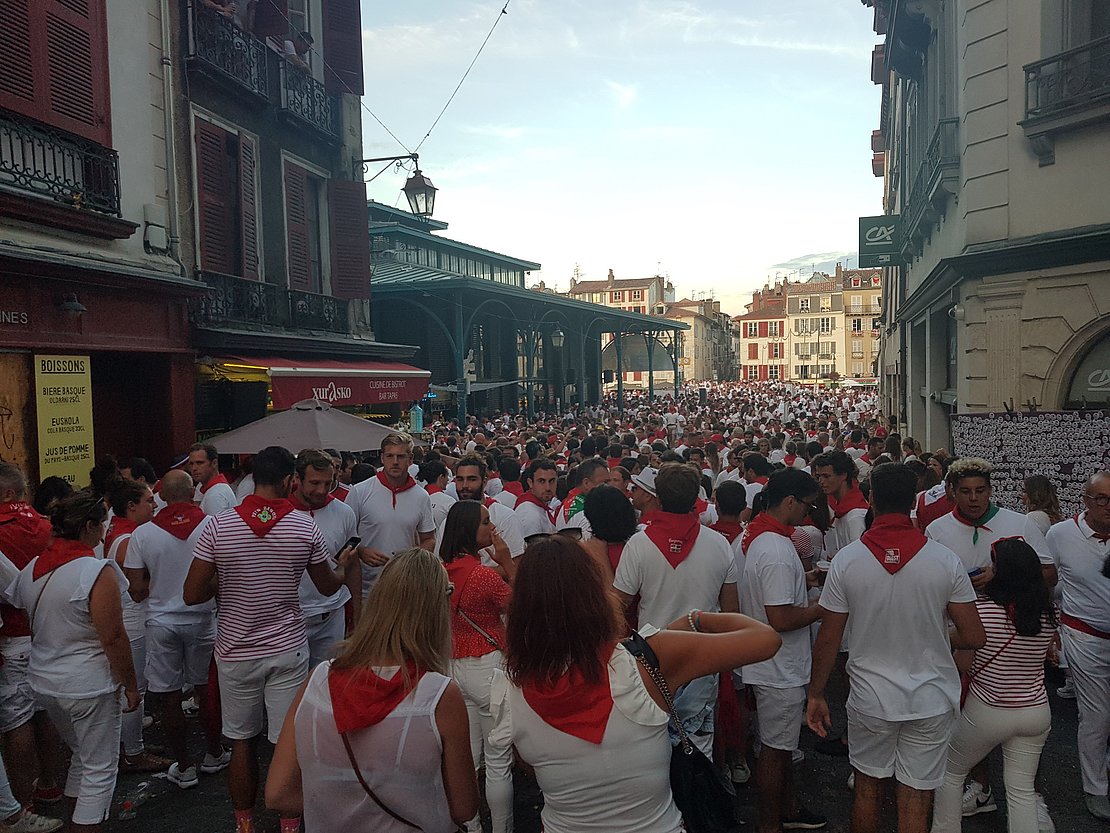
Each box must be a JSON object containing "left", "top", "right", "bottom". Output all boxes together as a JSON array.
[
  {"left": 146, "top": 621, "right": 216, "bottom": 694},
  {"left": 751, "top": 684, "right": 806, "bottom": 752},
  {"left": 216, "top": 645, "right": 309, "bottom": 743},
  {"left": 0, "top": 636, "right": 38, "bottom": 733},
  {"left": 847, "top": 705, "right": 956, "bottom": 790}
]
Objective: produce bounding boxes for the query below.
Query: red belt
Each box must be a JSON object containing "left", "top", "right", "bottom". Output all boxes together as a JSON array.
[{"left": 1061, "top": 612, "right": 1110, "bottom": 640}]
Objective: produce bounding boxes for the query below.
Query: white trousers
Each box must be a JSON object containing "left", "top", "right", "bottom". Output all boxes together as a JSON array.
[
  {"left": 120, "top": 634, "right": 146, "bottom": 756},
  {"left": 452, "top": 651, "right": 514, "bottom": 833},
  {"left": 931, "top": 694, "right": 1050, "bottom": 833},
  {"left": 40, "top": 692, "right": 122, "bottom": 826},
  {"left": 1063, "top": 624, "right": 1110, "bottom": 795}
]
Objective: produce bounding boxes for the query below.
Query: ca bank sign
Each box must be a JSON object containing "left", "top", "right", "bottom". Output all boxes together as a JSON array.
[{"left": 858, "top": 215, "right": 902, "bottom": 267}]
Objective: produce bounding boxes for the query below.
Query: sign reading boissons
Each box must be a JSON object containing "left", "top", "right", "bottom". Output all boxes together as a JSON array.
[{"left": 35, "top": 355, "right": 95, "bottom": 484}]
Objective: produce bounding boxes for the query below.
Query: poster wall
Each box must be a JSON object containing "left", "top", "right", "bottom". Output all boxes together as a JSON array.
[
  {"left": 0, "top": 354, "right": 35, "bottom": 476},
  {"left": 35, "top": 355, "right": 95, "bottom": 485},
  {"left": 950, "top": 410, "right": 1110, "bottom": 517}
]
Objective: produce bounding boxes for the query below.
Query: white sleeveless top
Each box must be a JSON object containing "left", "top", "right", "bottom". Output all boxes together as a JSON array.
[
  {"left": 489, "top": 645, "right": 683, "bottom": 833},
  {"left": 295, "top": 661, "right": 456, "bottom": 833},
  {"left": 106, "top": 534, "right": 147, "bottom": 638}
]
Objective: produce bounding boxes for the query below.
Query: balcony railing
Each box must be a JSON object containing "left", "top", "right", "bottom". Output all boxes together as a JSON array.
[
  {"left": 0, "top": 109, "right": 122, "bottom": 216},
  {"left": 280, "top": 63, "right": 340, "bottom": 140},
  {"left": 288, "top": 288, "right": 348, "bottom": 333},
  {"left": 903, "top": 117, "right": 960, "bottom": 253},
  {"left": 188, "top": 1, "right": 271, "bottom": 101},
  {"left": 1024, "top": 34, "right": 1110, "bottom": 122}
]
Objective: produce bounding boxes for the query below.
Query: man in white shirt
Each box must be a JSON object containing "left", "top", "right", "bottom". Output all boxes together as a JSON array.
[
  {"left": 189, "top": 443, "right": 237, "bottom": 516},
  {"left": 419, "top": 459, "right": 456, "bottom": 528},
  {"left": 346, "top": 433, "right": 437, "bottom": 599},
  {"left": 556, "top": 458, "right": 609, "bottom": 538},
  {"left": 290, "top": 449, "right": 360, "bottom": 667},
  {"left": 614, "top": 462, "right": 738, "bottom": 759},
  {"left": 1046, "top": 472, "right": 1110, "bottom": 821},
  {"left": 807, "top": 463, "right": 984, "bottom": 833},
  {"left": 450, "top": 455, "right": 526, "bottom": 563},
  {"left": 514, "top": 459, "right": 559, "bottom": 540},
  {"left": 812, "top": 451, "right": 869, "bottom": 560},
  {"left": 124, "top": 470, "right": 226, "bottom": 788},
  {"left": 741, "top": 452, "right": 772, "bottom": 515},
  {"left": 738, "top": 467, "right": 827, "bottom": 832}
]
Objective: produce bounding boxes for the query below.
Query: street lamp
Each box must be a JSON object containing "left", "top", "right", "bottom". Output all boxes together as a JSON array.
[
  {"left": 551, "top": 327, "right": 565, "bottom": 349},
  {"left": 358, "top": 153, "right": 438, "bottom": 218}
]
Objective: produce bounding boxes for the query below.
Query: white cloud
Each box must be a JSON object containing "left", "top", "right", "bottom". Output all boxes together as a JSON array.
[
  {"left": 462, "top": 124, "right": 530, "bottom": 140},
  {"left": 605, "top": 80, "right": 638, "bottom": 110}
]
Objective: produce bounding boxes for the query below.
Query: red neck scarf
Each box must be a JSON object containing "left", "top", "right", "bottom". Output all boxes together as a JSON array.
[
  {"left": 861, "top": 514, "right": 927, "bottom": 574},
  {"left": 521, "top": 654, "right": 614, "bottom": 744},
  {"left": 562, "top": 487, "right": 583, "bottom": 521},
  {"left": 292, "top": 491, "right": 334, "bottom": 514},
  {"left": 710, "top": 520, "right": 744, "bottom": 544},
  {"left": 200, "top": 473, "right": 229, "bottom": 495},
  {"left": 482, "top": 496, "right": 497, "bottom": 508},
  {"left": 33, "top": 538, "right": 94, "bottom": 580},
  {"left": 0, "top": 502, "right": 52, "bottom": 569},
  {"left": 515, "top": 492, "right": 558, "bottom": 526},
  {"left": 103, "top": 517, "right": 138, "bottom": 555},
  {"left": 503, "top": 481, "right": 524, "bottom": 497},
  {"left": 645, "top": 511, "right": 701, "bottom": 569},
  {"left": 234, "top": 495, "right": 295, "bottom": 537},
  {"left": 695, "top": 498, "right": 709, "bottom": 515},
  {"left": 750, "top": 476, "right": 769, "bottom": 486},
  {"left": 331, "top": 482, "right": 351, "bottom": 501},
  {"left": 783, "top": 454, "right": 797, "bottom": 466},
  {"left": 831, "top": 486, "right": 869, "bottom": 519},
  {"left": 329, "top": 664, "right": 427, "bottom": 734},
  {"left": 425, "top": 483, "right": 444, "bottom": 495},
  {"left": 152, "top": 502, "right": 207, "bottom": 540},
  {"left": 860, "top": 454, "right": 873, "bottom": 465},
  {"left": 741, "top": 512, "right": 795, "bottom": 555},
  {"left": 376, "top": 471, "right": 417, "bottom": 508},
  {"left": 606, "top": 541, "right": 624, "bottom": 571}
]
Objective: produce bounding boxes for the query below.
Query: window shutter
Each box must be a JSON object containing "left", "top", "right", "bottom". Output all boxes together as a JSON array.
[
  {"left": 322, "top": 0, "right": 363, "bottom": 94},
  {"left": 238, "top": 134, "right": 260, "bottom": 280},
  {"left": 758, "top": 321, "right": 768, "bottom": 338},
  {"left": 1, "top": 0, "right": 111, "bottom": 146},
  {"left": 327, "top": 179, "right": 370, "bottom": 299},
  {"left": 194, "top": 119, "right": 237, "bottom": 275},
  {"left": 252, "top": 0, "right": 289, "bottom": 38},
  {"left": 284, "top": 160, "right": 313, "bottom": 291}
]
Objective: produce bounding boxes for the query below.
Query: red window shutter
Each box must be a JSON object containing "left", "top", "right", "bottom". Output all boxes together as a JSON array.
[
  {"left": 1, "top": 0, "right": 111, "bottom": 146},
  {"left": 252, "top": 0, "right": 289, "bottom": 38},
  {"left": 326, "top": 179, "right": 370, "bottom": 299},
  {"left": 238, "top": 134, "right": 259, "bottom": 280},
  {"left": 194, "top": 119, "right": 237, "bottom": 275},
  {"left": 747, "top": 343, "right": 759, "bottom": 360},
  {"left": 758, "top": 321, "right": 768, "bottom": 338},
  {"left": 759, "top": 365, "right": 769, "bottom": 381},
  {"left": 322, "top": 0, "right": 363, "bottom": 94},
  {"left": 284, "top": 160, "right": 313, "bottom": 291}
]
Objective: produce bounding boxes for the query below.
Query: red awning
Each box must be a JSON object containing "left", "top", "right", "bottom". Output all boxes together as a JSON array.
[{"left": 221, "top": 356, "right": 430, "bottom": 409}]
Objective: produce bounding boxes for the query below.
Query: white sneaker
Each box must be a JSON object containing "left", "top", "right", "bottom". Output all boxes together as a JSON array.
[
  {"left": 0, "top": 809, "right": 63, "bottom": 833},
  {"left": 1035, "top": 793, "right": 1055, "bottom": 833},
  {"left": 166, "top": 762, "right": 199, "bottom": 789},
  {"left": 962, "top": 782, "right": 997, "bottom": 816},
  {"left": 1056, "top": 679, "right": 1076, "bottom": 699},
  {"left": 200, "top": 748, "right": 231, "bottom": 774},
  {"left": 181, "top": 696, "right": 199, "bottom": 715}
]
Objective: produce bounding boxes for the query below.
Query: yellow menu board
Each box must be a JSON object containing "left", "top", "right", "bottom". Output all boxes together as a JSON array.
[{"left": 35, "top": 355, "right": 95, "bottom": 485}]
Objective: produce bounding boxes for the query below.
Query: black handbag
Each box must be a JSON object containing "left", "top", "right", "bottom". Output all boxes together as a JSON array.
[{"left": 622, "top": 632, "right": 738, "bottom": 833}]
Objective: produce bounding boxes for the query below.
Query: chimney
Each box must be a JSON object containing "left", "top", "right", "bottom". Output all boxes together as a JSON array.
[
  {"left": 569, "top": 277, "right": 577, "bottom": 290},
  {"left": 607, "top": 268, "right": 615, "bottom": 287},
  {"left": 835, "top": 262, "right": 843, "bottom": 280}
]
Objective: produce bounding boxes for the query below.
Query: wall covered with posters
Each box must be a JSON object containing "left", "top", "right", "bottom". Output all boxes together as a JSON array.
[{"left": 0, "top": 354, "right": 35, "bottom": 477}]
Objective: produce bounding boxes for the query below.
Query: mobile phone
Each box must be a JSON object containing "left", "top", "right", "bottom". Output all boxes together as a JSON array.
[
  {"left": 968, "top": 567, "right": 983, "bottom": 578},
  {"left": 343, "top": 536, "right": 361, "bottom": 551}
]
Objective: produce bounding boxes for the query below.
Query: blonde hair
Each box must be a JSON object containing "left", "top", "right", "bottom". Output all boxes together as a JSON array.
[
  {"left": 381, "top": 432, "right": 415, "bottom": 454},
  {"left": 332, "top": 548, "right": 451, "bottom": 686},
  {"left": 946, "top": 456, "right": 993, "bottom": 488}
]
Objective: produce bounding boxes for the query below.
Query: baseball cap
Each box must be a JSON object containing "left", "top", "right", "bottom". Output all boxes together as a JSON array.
[{"left": 630, "top": 467, "right": 657, "bottom": 496}]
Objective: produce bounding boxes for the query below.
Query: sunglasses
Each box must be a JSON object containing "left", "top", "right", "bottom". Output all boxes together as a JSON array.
[{"left": 988, "top": 535, "right": 1023, "bottom": 561}]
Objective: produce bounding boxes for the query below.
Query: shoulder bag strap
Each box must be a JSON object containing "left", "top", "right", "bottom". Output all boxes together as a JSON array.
[
  {"left": 340, "top": 732, "right": 424, "bottom": 831},
  {"left": 967, "top": 631, "right": 1019, "bottom": 682},
  {"left": 29, "top": 569, "right": 59, "bottom": 632},
  {"left": 622, "top": 632, "right": 695, "bottom": 755},
  {"left": 453, "top": 560, "right": 501, "bottom": 650}
]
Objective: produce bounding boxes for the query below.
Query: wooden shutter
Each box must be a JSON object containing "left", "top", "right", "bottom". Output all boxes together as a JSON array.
[
  {"left": 322, "top": 0, "right": 363, "bottom": 94},
  {"left": 194, "top": 118, "right": 237, "bottom": 274},
  {"left": 284, "top": 160, "right": 313, "bottom": 291},
  {"left": 327, "top": 179, "right": 370, "bottom": 299},
  {"left": 252, "top": 0, "right": 289, "bottom": 38},
  {"left": 238, "top": 134, "right": 260, "bottom": 280},
  {"left": 758, "top": 321, "right": 768, "bottom": 338},
  {"left": 0, "top": 0, "right": 112, "bottom": 146}
]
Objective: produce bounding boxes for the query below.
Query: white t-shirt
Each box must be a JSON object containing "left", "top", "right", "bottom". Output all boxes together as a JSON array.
[
  {"left": 198, "top": 480, "right": 238, "bottom": 516},
  {"left": 738, "top": 529, "right": 811, "bottom": 688},
  {"left": 294, "top": 498, "right": 357, "bottom": 617},
  {"left": 484, "top": 500, "right": 526, "bottom": 563},
  {"left": 1046, "top": 513, "right": 1110, "bottom": 632},
  {"left": 824, "top": 508, "right": 868, "bottom": 559},
  {"left": 428, "top": 490, "right": 457, "bottom": 529},
  {"left": 715, "top": 468, "right": 742, "bottom": 489},
  {"left": 125, "top": 513, "right": 215, "bottom": 626},
  {"left": 493, "top": 490, "right": 519, "bottom": 510},
  {"left": 818, "top": 537, "right": 976, "bottom": 720},
  {"left": 614, "top": 524, "right": 737, "bottom": 631},
  {"left": 347, "top": 477, "right": 436, "bottom": 595},
  {"left": 515, "top": 499, "right": 556, "bottom": 539},
  {"left": 105, "top": 532, "right": 147, "bottom": 638},
  {"left": 925, "top": 506, "right": 1054, "bottom": 574},
  {"left": 233, "top": 474, "right": 254, "bottom": 504}
]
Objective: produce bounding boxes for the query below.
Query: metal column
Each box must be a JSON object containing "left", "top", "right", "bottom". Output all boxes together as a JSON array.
[
  {"left": 645, "top": 330, "right": 655, "bottom": 403},
  {"left": 454, "top": 303, "right": 468, "bottom": 426},
  {"left": 615, "top": 331, "right": 625, "bottom": 415}
]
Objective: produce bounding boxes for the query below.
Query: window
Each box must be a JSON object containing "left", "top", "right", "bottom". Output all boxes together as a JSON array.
[
  {"left": 819, "top": 341, "right": 836, "bottom": 355},
  {"left": 872, "top": 318, "right": 882, "bottom": 330},
  {"left": 632, "top": 290, "right": 643, "bottom": 300},
  {"left": 747, "top": 365, "right": 759, "bottom": 380},
  {"left": 768, "top": 365, "right": 780, "bottom": 380},
  {"left": 195, "top": 118, "right": 259, "bottom": 279},
  {"left": 852, "top": 318, "right": 863, "bottom": 332},
  {"left": 768, "top": 321, "right": 782, "bottom": 337},
  {"left": 850, "top": 295, "right": 862, "bottom": 312},
  {"left": 853, "top": 362, "right": 865, "bottom": 376},
  {"left": 611, "top": 291, "right": 623, "bottom": 302},
  {"left": 795, "top": 365, "right": 811, "bottom": 379},
  {"left": 770, "top": 343, "right": 783, "bottom": 359},
  {"left": 746, "top": 322, "right": 759, "bottom": 338},
  {"left": 818, "top": 363, "right": 835, "bottom": 376},
  {"left": 852, "top": 339, "right": 864, "bottom": 358},
  {"left": 284, "top": 159, "right": 326, "bottom": 293},
  {"left": 820, "top": 317, "right": 833, "bottom": 334},
  {"left": 820, "top": 296, "right": 832, "bottom": 312},
  {"left": 748, "top": 343, "right": 759, "bottom": 360},
  {"left": 799, "top": 298, "right": 811, "bottom": 313}
]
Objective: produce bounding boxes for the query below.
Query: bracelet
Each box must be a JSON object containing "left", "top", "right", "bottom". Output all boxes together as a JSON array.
[{"left": 688, "top": 609, "right": 701, "bottom": 632}]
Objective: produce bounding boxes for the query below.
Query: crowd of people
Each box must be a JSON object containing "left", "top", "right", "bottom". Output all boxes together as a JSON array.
[{"left": 0, "top": 380, "right": 1106, "bottom": 833}]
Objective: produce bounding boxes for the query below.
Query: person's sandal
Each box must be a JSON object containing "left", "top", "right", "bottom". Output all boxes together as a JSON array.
[{"left": 119, "top": 751, "right": 173, "bottom": 773}]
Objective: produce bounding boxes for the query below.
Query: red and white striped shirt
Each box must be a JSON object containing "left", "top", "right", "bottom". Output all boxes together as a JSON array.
[
  {"left": 968, "top": 599, "right": 1056, "bottom": 709},
  {"left": 194, "top": 508, "right": 329, "bottom": 661}
]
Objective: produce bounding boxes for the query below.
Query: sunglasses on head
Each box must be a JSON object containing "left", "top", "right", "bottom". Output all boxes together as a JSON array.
[{"left": 988, "top": 535, "right": 1023, "bottom": 562}]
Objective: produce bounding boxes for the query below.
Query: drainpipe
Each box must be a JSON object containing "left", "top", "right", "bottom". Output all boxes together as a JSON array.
[{"left": 160, "top": 0, "right": 185, "bottom": 277}]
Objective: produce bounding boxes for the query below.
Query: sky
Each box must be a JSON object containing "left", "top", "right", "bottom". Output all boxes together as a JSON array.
[{"left": 358, "top": 0, "right": 884, "bottom": 317}]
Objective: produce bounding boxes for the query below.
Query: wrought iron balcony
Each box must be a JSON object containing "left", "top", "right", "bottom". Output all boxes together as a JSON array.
[
  {"left": 280, "top": 63, "right": 340, "bottom": 140},
  {"left": 903, "top": 117, "right": 959, "bottom": 254},
  {"left": 187, "top": 1, "right": 271, "bottom": 101},
  {"left": 0, "top": 109, "right": 121, "bottom": 216},
  {"left": 288, "top": 288, "right": 348, "bottom": 333},
  {"left": 1022, "top": 34, "right": 1110, "bottom": 164},
  {"left": 193, "top": 271, "right": 283, "bottom": 328}
]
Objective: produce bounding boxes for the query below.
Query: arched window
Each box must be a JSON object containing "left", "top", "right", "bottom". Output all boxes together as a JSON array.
[{"left": 1065, "top": 330, "right": 1110, "bottom": 408}]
